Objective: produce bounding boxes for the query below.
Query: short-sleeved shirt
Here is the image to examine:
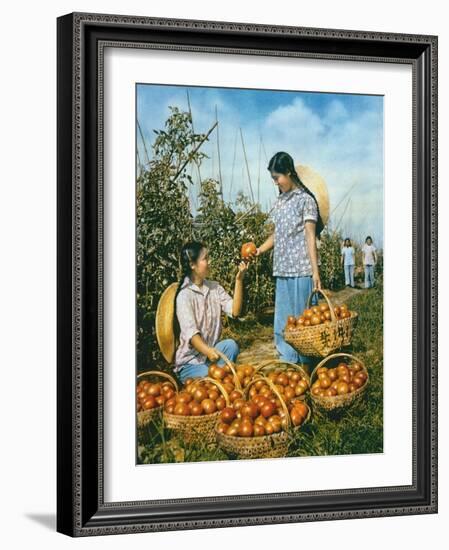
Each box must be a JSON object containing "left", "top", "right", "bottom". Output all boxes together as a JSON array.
[
  {"left": 269, "top": 187, "right": 318, "bottom": 277},
  {"left": 341, "top": 246, "right": 355, "bottom": 266},
  {"left": 174, "top": 276, "right": 234, "bottom": 370},
  {"left": 362, "top": 243, "right": 377, "bottom": 265}
]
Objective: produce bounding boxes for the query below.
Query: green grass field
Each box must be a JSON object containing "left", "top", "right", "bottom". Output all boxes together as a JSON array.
[{"left": 137, "top": 280, "right": 383, "bottom": 464}]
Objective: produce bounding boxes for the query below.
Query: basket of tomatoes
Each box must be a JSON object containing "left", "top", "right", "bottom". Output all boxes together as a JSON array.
[
  {"left": 163, "top": 377, "right": 230, "bottom": 444},
  {"left": 136, "top": 371, "right": 179, "bottom": 435},
  {"left": 309, "top": 353, "right": 369, "bottom": 411},
  {"left": 284, "top": 289, "right": 358, "bottom": 357},
  {"left": 252, "top": 359, "right": 310, "bottom": 402},
  {"left": 215, "top": 375, "right": 311, "bottom": 459}
]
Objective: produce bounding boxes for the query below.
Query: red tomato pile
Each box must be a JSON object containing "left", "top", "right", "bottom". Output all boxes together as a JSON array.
[
  {"left": 285, "top": 303, "right": 353, "bottom": 330},
  {"left": 216, "top": 370, "right": 310, "bottom": 438},
  {"left": 164, "top": 378, "right": 227, "bottom": 416},
  {"left": 311, "top": 362, "right": 367, "bottom": 397},
  {"left": 137, "top": 379, "right": 176, "bottom": 412}
]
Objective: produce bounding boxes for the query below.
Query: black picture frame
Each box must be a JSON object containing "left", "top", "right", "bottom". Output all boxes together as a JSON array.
[{"left": 57, "top": 12, "right": 438, "bottom": 537}]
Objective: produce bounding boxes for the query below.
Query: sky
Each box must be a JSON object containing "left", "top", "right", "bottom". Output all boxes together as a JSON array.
[{"left": 136, "top": 83, "right": 384, "bottom": 247}]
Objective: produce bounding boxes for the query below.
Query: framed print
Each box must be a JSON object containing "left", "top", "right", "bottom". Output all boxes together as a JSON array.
[{"left": 57, "top": 12, "right": 438, "bottom": 536}]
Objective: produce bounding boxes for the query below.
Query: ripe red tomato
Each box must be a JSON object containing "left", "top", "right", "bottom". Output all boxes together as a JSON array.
[{"left": 241, "top": 242, "right": 257, "bottom": 259}]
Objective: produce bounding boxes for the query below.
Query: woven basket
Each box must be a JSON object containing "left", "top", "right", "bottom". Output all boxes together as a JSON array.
[
  {"left": 164, "top": 377, "right": 230, "bottom": 444},
  {"left": 216, "top": 375, "right": 311, "bottom": 460},
  {"left": 137, "top": 371, "right": 179, "bottom": 437},
  {"left": 284, "top": 289, "right": 358, "bottom": 358},
  {"left": 310, "top": 353, "right": 369, "bottom": 411}
]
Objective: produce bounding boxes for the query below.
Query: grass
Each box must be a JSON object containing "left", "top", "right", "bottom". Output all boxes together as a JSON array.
[{"left": 138, "top": 279, "right": 384, "bottom": 463}]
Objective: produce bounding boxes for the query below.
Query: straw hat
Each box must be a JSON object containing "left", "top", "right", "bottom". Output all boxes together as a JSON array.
[
  {"left": 155, "top": 282, "right": 179, "bottom": 363},
  {"left": 295, "top": 164, "right": 330, "bottom": 226}
]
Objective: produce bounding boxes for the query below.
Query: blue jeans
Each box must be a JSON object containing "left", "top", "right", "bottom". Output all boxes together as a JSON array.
[
  {"left": 274, "top": 276, "right": 316, "bottom": 365},
  {"left": 344, "top": 264, "right": 355, "bottom": 287},
  {"left": 365, "top": 265, "right": 375, "bottom": 288},
  {"left": 177, "top": 338, "right": 239, "bottom": 383}
]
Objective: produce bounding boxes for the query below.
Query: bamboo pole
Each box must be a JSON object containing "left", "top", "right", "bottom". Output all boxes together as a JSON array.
[
  {"left": 137, "top": 119, "right": 150, "bottom": 165},
  {"left": 239, "top": 127, "right": 255, "bottom": 204},
  {"left": 260, "top": 136, "right": 278, "bottom": 199},
  {"left": 186, "top": 90, "right": 203, "bottom": 202},
  {"left": 335, "top": 197, "right": 351, "bottom": 233},
  {"left": 215, "top": 105, "right": 223, "bottom": 196},
  {"left": 229, "top": 128, "right": 238, "bottom": 203},
  {"left": 330, "top": 181, "right": 359, "bottom": 217}
]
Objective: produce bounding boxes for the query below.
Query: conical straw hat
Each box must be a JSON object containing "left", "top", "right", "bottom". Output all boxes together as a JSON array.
[
  {"left": 295, "top": 164, "right": 330, "bottom": 226},
  {"left": 155, "top": 282, "right": 179, "bottom": 364}
]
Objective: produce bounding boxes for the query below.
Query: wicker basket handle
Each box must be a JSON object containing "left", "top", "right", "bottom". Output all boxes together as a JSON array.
[
  {"left": 253, "top": 359, "right": 310, "bottom": 384},
  {"left": 244, "top": 376, "right": 290, "bottom": 428},
  {"left": 137, "top": 370, "right": 179, "bottom": 391},
  {"left": 212, "top": 348, "right": 242, "bottom": 391},
  {"left": 190, "top": 376, "right": 231, "bottom": 407},
  {"left": 310, "top": 352, "right": 367, "bottom": 384},
  {"left": 306, "top": 288, "right": 337, "bottom": 322}
]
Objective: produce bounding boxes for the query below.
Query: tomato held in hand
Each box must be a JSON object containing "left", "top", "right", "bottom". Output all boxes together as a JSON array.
[{"left": 241, "top": 242, "right": 257, "bottom": 260}]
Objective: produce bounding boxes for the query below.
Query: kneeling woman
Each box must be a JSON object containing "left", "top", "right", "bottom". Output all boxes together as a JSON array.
[{"left": 174, "top": 241, "right": 248, "bottom": 384}]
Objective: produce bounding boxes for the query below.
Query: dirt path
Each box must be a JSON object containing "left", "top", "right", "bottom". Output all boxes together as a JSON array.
[
  {"left": 326, "top": 286, "right": 367, "bottom": 306},
  {"left": 236, "top": 287, "right": 367, "bottom": 365}
]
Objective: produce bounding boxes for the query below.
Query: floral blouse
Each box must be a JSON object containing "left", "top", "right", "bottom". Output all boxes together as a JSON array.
[{"left": 269, "top": 187, "right": 318, "bottom": 277}]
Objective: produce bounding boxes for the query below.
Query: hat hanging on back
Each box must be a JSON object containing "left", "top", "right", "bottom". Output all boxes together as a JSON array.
[
  {"left": 295, "top": 164, "right": 330, "bottom": 227},
  {"left": 155, "top": 282, "right": 179, "bottom": 364}
]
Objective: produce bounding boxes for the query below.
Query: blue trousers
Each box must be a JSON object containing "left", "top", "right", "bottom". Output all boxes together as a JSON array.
[
  {"left": 177, "top": 338, "right": 239, "bottom": 383},
  {"left": 344, "top": 264, "right": 355, "bottom": 287},
  {"left": 274, "top": 276, "right": 315, "bottom": 365},
  {"left": 365, "top": 265, "right": 375, "bottom": 288}
]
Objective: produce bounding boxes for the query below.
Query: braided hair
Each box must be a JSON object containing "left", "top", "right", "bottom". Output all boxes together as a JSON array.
[
  {"left": 267, "top": 151, "right": 324, "bottom": 238},
  {"left": 173, "top": 241, "right": 206, "bottom": 338}
]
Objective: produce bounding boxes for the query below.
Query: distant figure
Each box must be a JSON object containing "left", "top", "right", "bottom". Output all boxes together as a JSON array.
[
  {"left": 341, "top": 238, "right": 355, "bottom": 288},
  {"left": 362, "top": 236, "right": 377, "bottom": 288}
]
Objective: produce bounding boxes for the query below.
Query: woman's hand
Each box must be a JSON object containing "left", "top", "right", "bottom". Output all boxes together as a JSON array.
[
  {"left": 243, "top": 247, "right": 260, "bottom": 262},
  {"left": 236, "top": 260, "right": 249, "bottom": 280},
  {"left": 207, "top": 347, "right": 220, "bottom": 362},
  {"left": 250, "top": 235, "right": 274, "bottom": 260},
  {"left": 312, "top": 270, "right": 322, "bottom": 291}
]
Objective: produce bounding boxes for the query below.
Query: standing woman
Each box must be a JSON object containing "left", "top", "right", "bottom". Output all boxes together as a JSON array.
[
  {"left": 254, "top": 152, "right": 324, "bottom": 366},
  {"left": 341, "top": 238, "right": 356, "bottom": 288},
  {"left": 362, "top": 236, "right": 377, "bottom": 288}
]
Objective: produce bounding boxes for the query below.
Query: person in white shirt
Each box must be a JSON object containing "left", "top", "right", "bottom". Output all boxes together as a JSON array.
[
  {"left": 362, "top": 236, "right": 377, "bottom": 288},
  {"left": 341, "top": 238, "right": 356, "bottom": 288}
]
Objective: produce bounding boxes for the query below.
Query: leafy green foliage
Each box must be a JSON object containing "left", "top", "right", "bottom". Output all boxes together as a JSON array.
[
  {"left": 137, "top": 107, "right": 207, "bottom": 371},
  {"left": 318, "top": 229, "right": 345, "bottom": 289}
]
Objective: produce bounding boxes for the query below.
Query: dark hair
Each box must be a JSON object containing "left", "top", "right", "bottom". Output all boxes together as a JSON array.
[
  {"left": 267, "top": 151, "right": 324, "bottom": 238},
  {"left": 365, "top": 236, "right": 373, "bottom": 243},
  {"left": 174, "top": 241, "right": 206, "bottom": 337},
  {"left": 344, "top": 238, "right": 352, "bottom": 247}
]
